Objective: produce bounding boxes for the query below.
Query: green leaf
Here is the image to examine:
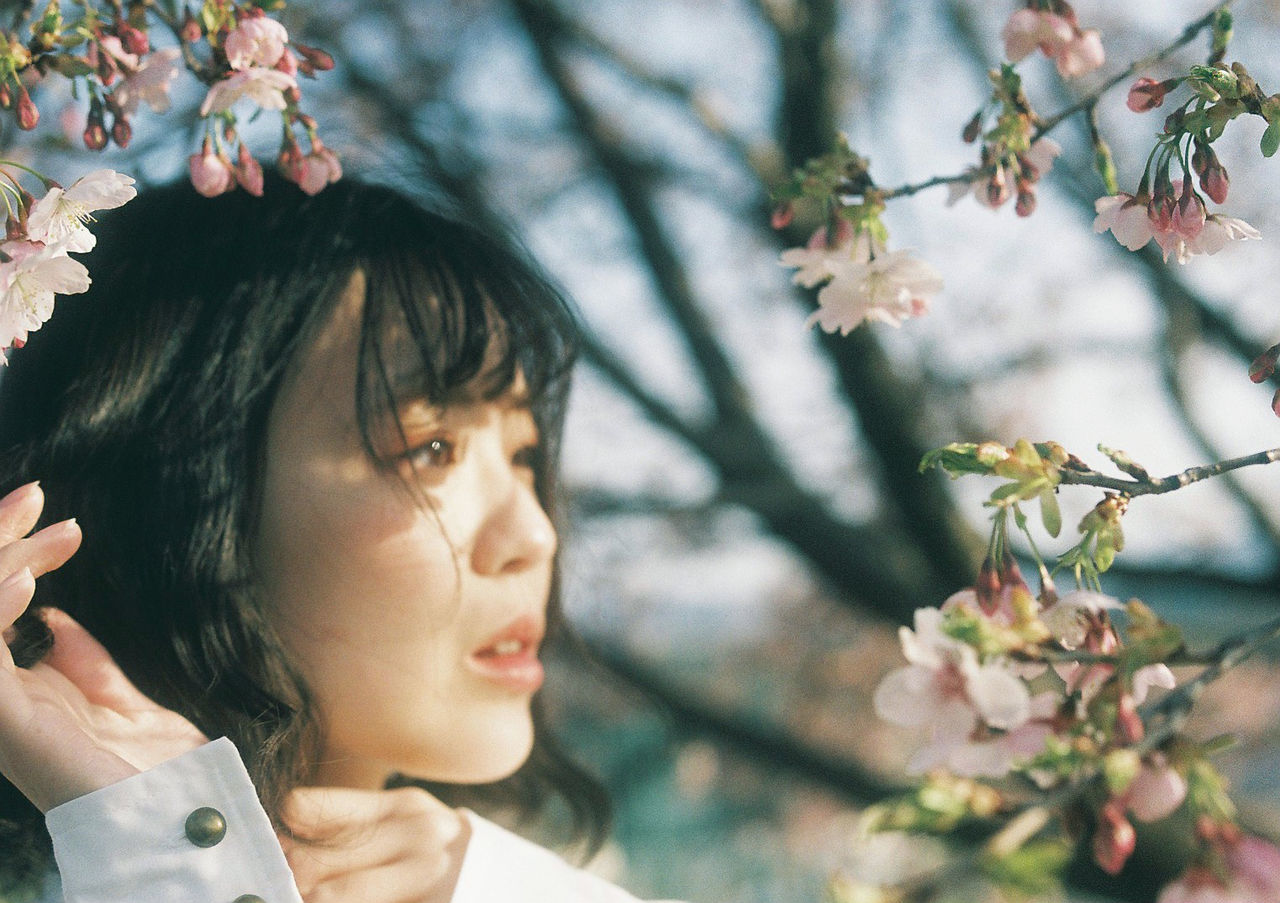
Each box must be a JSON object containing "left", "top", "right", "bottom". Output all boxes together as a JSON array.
[
  {"left": 1038, "top": 487, "right": 1061, "bottom": 537},
  {"left": 1262, "top": 121, "right": 1280, "bottom": 158},
  {"left": 980, "top": 840, "right": 1071, "bottom": 895}
]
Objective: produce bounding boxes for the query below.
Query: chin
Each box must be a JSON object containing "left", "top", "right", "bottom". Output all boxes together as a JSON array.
[{"left": 407, "top": 713, "right": 536, "bottom": 784}]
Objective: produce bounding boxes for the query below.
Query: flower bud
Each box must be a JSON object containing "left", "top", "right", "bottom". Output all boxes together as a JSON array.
[
  {"left": 117, "top": 22, "right": 150, "bottom": 56},
  {"left": 1116, "top": 693, "right": 1144, "bottom": 745},
  {"left": 293, "top": 42, "right": 335, "bottom": 72},
  {"left": 1093, "top": 801, "right": 1136, "bottom": 876},
  {"left": 961, "top": 111, "right": 982, "bottom": 144},
  {"left": 0, "top": 83, "right": 11, "bottom": 109},
  {"left": 5, "top": 217, "right": 22, "bottom": 241},
  {"left": 986, "top": 166, "right": 1010, "bottom": 207},
  {"left": 180, "top": 12, "right": 202, "bottom": 44},
  {"left": 1127, "top": 77, "right": 1168, "bottom": 113},
  {"left": 111, "top": 115, "right": 131, "bottom": 148},
  {"left": 235, "top": 142, "right": 264, "bottom": 197},
  {"left": 189, "top": 137, "right": 235, "bottom": 197},
  {"left": 15, "top": 84, "right": 38, "bottom": 130},
  {"left": 1252, "top": 343, "right": 1280, "bottom": 384},
  {"left": 770, "top": 201, "right": 793, "bottom": 230},
  {"left": 1015, "top": 187, "right": 1036, "bottom": 217},
  {"left": 975, "top": 556, "right": 1001, "bottom": 615}
]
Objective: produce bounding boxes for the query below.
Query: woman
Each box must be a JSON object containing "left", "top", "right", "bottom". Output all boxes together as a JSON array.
[{"left": 0, "top": 174, "right": 677, "bottom": 902}]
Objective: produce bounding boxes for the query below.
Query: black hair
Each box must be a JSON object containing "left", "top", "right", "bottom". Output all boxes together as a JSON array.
[{"left": 0, "top": 172, "right": 609, "bottom": 893}]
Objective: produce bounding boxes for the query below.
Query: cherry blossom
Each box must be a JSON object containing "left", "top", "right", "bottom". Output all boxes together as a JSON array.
[
  {"left": 0, "top": 241, "right": 91, "bottom": 354},
  {"left": 283, "top": 140, "right": 343, "bottom": 196},
  {"left": 224, "top": 15, "right": 289, "bottom": 70},
  {"left": 1126, "top": 758, "right": 1187, "bottom": 823},
  {"left": 778, "top": 222, "right": 873, "bottom": 287},
  {"left": 804, "top": 250, "right": 942, "bottom": 333},
  {"left": 874, "top": 608, "right": 1035, "bottom": 775},
  {"left": 189, "top": 140, "right": 236, "bottom": 197},
  {"left": 1159, "top": 837, "right": 1280, "bottom": 903},
  {"left": 948, "top": 138, "right": 1062, "bottom": 210},
  {"left": 1093, "top": 192, "right": 1156, "bottom": 251},
  {"left": 199, "top": 67, "right": 297, "bottom": 116},
  {"left": 113, "top": 48, "right": 182, "bottom": 115},
  {"left": 26, "top": 169, "right": 137, "bottom": 253},
  {"left": 1002, "top": 6, "right": 1104, "bottom": 78}
]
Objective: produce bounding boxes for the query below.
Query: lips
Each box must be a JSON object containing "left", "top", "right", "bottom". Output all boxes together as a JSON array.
[{"left": 466, "top": 614, "right": 545, "bottom": 693}]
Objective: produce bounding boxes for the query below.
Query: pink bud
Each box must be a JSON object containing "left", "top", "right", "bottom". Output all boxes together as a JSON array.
[
  {"left": 1201, "top": 161, "right": 1229, "bottom": 205},
  {"left": 235, "top": 143, "right": 264, "bottom": 197},
  {"left": 1093, "top": 800, "right": 1136, "bottom": 876},
  {"left": 770, "top": 202, "right": 794, "bottom": 230},
  {"left": 1126, "top": 77, "right": 1168, "bottom": 113},
  {"left": 975, "top": 556, "right": 1001, "bottom": 615},
  {"left": 111, "top": 118, "right": 131, "bottom": 148},
  {"left": 1172, "top": 186, "right": 1206, "bottom": 240},
  {"left": 189, "top": 138, "right": 235, "bottom": 198},
  {"left": 83, "top": 121, "right": 108, "bottom": 150},
  {"left": 15, "top": 84, "right": 38, "bottom": 130},
  {"left": 275, "top": 48, "right": 299, "bottom": 77},
  {"left": 117, "top": 22, "right": 150, "bottom": 56},
  {"left": 1015, "top": 188, "right": 1037, "bottom": 217},
  {"left": 962, "top": 111, "right": 982, "bottom": 144},
  {"left": 180, "top": 13, "right": 202, "bottom": 44},
  {"left": 986, "top": 166, "right": 1011, "bottom": 207},
  {"left": 1116, "top": 693, "right": 1144, "bottom": 745},
  {"left": 293, "top": 42, "right": 335, "bottom": 72},
  {"left": 1249, "top": 342, "right": 1280, "bottom": 384}
]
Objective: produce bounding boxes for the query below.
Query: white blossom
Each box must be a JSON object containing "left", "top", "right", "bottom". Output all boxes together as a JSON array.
[
  {"left": 0, "top": 242, "right": 91, "bottom": 351},
  {"left": 199, "top": 68, "right": 297, "bottom": 116},
  {"left": 26, "top": 170, "right": 136, "bottom": 253}
]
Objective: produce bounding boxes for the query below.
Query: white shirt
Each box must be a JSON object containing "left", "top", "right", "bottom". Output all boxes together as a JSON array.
[{"left": 41, "top": 738, "right": 679, "bottom": 903}]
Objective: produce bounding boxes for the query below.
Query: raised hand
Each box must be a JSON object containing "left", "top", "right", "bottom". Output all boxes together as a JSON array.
[
  {"left": 281, "top": 785, "right": 469, "bottom": 903},
  {"left": 0, "top": 481, "right": 208, "bottom": 813}
]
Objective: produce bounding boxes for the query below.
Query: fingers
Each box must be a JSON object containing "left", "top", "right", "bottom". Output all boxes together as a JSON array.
[
  {"left": 281, "top": 786, "right": 467, "bottom": 903},
  {"left": 39, "top": 608, "right": 149, "bottom": 711},
  {"left": 0, "top": 483, "right": 43, "bottom": 545},
  {"left": 0, "top": 568, "right": 35, "bottom": 664}
]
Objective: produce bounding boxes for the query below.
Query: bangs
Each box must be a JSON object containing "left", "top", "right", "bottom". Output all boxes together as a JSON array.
[{"left": 353, "top": 217, "right": 580, "bottom": 458}]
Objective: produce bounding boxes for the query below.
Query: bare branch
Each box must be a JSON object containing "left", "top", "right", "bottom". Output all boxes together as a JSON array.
[{"left": 1058, "top": 446, "right": 1280, "bottom": 495}]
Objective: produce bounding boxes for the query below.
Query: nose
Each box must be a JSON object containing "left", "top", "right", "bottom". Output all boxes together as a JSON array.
[{"left": 470, "top": 477, "right": 558, "bottom": 576}]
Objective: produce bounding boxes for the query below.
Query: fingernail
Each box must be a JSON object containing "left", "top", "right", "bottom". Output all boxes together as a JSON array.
[{"left": 0, "top": 481, "right": 40, "bottom": 513}]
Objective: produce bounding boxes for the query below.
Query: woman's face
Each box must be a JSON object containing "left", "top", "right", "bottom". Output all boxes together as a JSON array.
[{"left": 253, "top": 272, "right": 558, "bottom": 789}]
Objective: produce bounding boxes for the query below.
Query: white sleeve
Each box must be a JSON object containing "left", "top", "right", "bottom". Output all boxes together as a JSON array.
[
  {"left": 453, "top": 809, "right": 684, "bottom": 903},
  {"left": 44, "top": 737, "right": 303, "bottom": 903}
]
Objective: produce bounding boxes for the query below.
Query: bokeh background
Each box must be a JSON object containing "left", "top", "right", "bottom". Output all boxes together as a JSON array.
[{"left": 12, "top": 1, "right": 1280, "bottom": 900}]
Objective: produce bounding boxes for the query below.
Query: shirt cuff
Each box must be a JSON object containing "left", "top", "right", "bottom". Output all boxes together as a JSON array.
[
  {"left": 46, "top": 737, "right": 303, "bottom": 903},
  {"left": 454, "top": 809, "right": 653, "bottom": 903}
]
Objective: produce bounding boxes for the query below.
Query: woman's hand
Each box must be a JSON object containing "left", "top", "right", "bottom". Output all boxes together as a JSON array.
[
  {"left": 281, "top": 785, "right": 470, "bottom": 903},
  {"left": 0, "top": 481, "right": 209, "bottom": 812}
]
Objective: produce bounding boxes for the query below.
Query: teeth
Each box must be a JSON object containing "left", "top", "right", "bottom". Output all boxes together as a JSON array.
[{"left": 490, "top": 639, "right": 524, "bottom": 655}]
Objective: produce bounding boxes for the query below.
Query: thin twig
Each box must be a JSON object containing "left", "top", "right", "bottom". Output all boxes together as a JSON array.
[{"left": 1057, "top": 446, "right": 1280, "bottom": 495}]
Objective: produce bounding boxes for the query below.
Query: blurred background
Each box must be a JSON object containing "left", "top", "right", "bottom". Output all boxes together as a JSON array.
[{"left": 13, "top": 0, "right": 1280, "bottom": 900}]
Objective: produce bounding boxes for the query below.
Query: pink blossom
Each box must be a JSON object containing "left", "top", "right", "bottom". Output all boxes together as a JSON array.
[
  {"left": 1093, "top": 192, "right": 1155, "bottom": 251},
  {"left": 874, "top": 608, "right": 1035, "bottom": 775},
  {"left": 0, "top": 241, "right": 91, "bottom": 350},
  {"left": 778, "top": 222, "right": 872, "bottom": 287},
  {"left": 234, "top": 144, "right": 264, "bottom": 197},
  {"left": 1002, "top": 9, "right": 1073, "bottom": 62},
  {"left": 199, "top": 68, "right": 297, "bottom": 116},
  {"left": 1094, "top": 799, "right": 1136, "bottom": 875},
  {"left": 806, "top": 250, "right": 941, "bottom": 333},
  {"left": 189, "top": 141, "right": 236, "bottom": 197},
  {"left": 282, "top": 140, "right": 343, "bottom": 196},
  {"left": 26, "top": 169, "right": 137, "bottom": 253},
  {"left": 1002, "top": 8, "right": 1103, "bottom": 78},
  {"left": 97, "top": 35, "right": 139, "bottom": 71},
  {"left": 949, "top": 138, "right": 1061, "bottom": 211},
  {"left": 1055, "top": 29, "right": 1105, "bottom": 78},
  {"left": 113, "top": 48, "right": 181, "bottom": 115},
  {"left": 224, "top": 16, "right": 289, "bottom": 70},
  {"left": 1126, "top": 759, "right": 1187, "bottom": 823},
  {"left": 1159, "top": 836, "right": 1280, "bottom": 903}
]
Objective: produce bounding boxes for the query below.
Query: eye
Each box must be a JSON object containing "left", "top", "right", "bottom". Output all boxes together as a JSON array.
[{"left": 406, "top": 435, "right": 458, "bottom": 470}]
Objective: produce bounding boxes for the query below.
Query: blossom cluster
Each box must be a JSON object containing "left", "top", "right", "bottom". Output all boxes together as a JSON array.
[
  {"left": 0, "top": 168, "right": 135, "bottom": 360},
  {"left": 857, "top": 438, "right": 1280, "bottom": 898},
  {"left": 1001, "top": 1, "right": 1104, "bottom": 79},
  {"left": 1095, "top": 62, "right": 1269, "bottom": 263},
  {"left": 0, "top": 0, "right": 336, "bottom": 198}
]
